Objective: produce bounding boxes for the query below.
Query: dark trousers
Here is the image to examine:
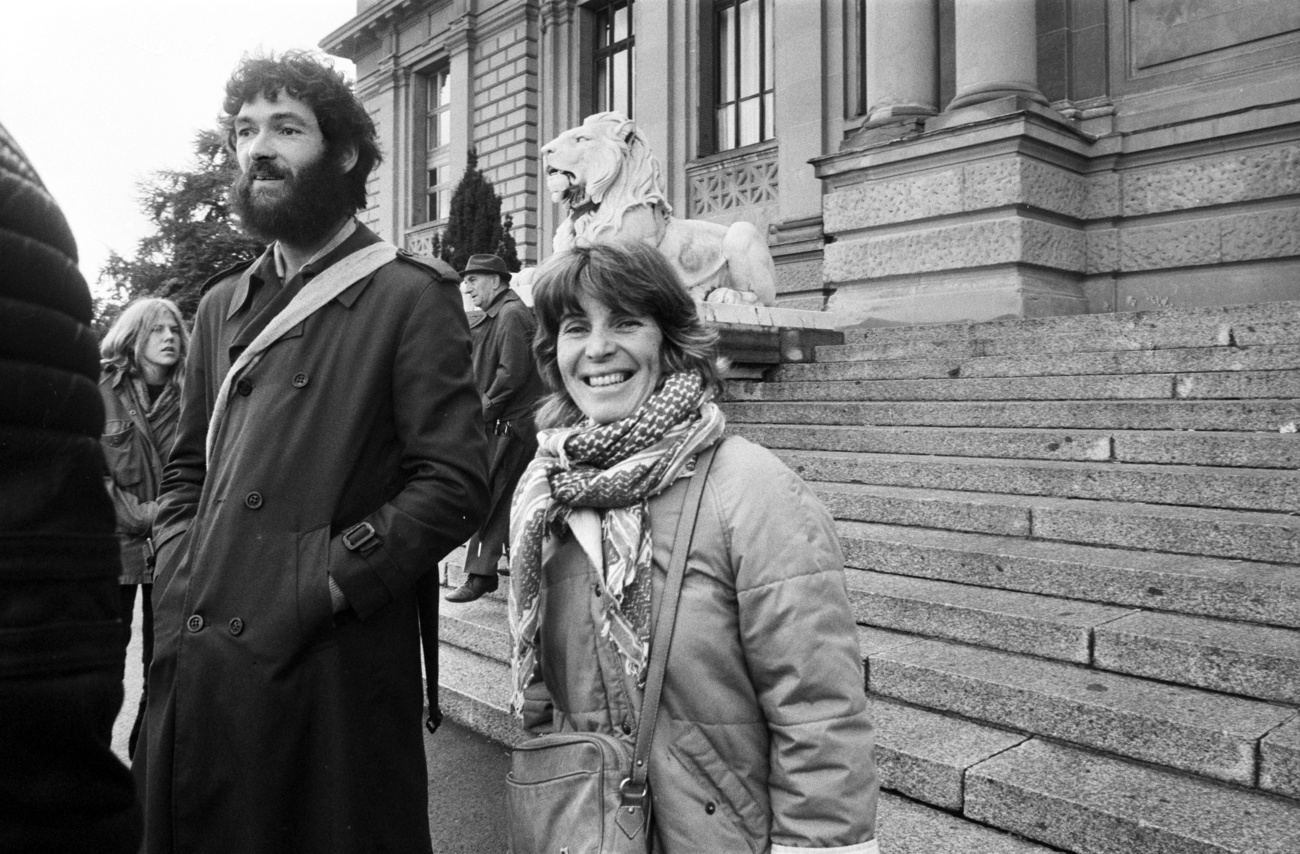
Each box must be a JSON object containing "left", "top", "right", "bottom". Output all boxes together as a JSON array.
[
  {"left": 465, "top": 421, "right": 538, "bottom": 577},
  {"left": 120, "top": 583, "right": 153, "bottom": 761}
]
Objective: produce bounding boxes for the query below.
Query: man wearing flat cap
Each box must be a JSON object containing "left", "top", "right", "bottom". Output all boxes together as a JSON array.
[{"left": 447, "top": 254, "right": 544, "bottom": 602}]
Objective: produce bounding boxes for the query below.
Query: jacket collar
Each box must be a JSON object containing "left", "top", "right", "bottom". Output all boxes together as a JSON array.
[
  {"left": 225, "top": 220, "right": 383, "bottom": 320},
  {"left": 483, "top": 286, "right": 518, "bottom": 319}
]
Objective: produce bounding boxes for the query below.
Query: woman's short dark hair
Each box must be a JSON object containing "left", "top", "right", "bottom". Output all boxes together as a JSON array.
[
  {"left": 219, "top": 49, "right": 381, "bottom": 213},
  {"left": 531, "top": 240, "right": 723, "bottom": 428}
]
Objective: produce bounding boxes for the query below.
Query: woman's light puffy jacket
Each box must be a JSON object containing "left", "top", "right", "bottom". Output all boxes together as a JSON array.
[{"left": 522, "top": 436, "right": 879, "bottom": 853}]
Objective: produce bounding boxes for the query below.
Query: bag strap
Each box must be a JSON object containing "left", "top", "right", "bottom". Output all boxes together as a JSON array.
[{"left": 620, "top": 440, "right": 720, "bottom": 812}]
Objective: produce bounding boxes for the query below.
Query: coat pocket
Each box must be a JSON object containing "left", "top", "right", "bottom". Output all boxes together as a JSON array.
[
  {"left": 296, "top": 523, "right": 338, "bottom": 649},
  {"left": 667, "top": 723, "right": 767, "bottom": 852},
  {"left": 101, "top": 420, "right": 144, "bottom": 486}
]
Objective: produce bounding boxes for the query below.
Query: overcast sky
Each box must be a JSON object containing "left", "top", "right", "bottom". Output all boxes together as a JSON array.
[{"left": 1, "top": 1, "right": 358, "bottom": 297}]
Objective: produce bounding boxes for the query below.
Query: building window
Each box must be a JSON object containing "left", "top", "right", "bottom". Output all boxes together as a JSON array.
[
  {"left": 714, "top": 0, "right": 774, "bottom": 151},
  {"left": 593, "top": 0, "right": 635, "bottom": 117},
  {"left": 418, "top": 67, "right": 452, "bottom": 224}
]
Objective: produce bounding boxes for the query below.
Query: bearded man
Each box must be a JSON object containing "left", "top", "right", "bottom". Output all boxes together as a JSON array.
[{"left": 138, "top": 51, "right": 488, "bottom": 853}]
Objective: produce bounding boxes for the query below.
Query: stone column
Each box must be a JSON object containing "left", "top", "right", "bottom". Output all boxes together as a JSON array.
[
  {"left": 947, "top": 0, "right": 1046, "bottom": 110},
  {"left": 864, "top": 0, "right": 938, "bottom": 127}
]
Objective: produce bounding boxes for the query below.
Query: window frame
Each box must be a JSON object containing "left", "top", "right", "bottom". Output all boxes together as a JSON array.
[
  {"left": 591, "top": 0, "right": 636, "bottom": 117},
  {"left": 711, "top": 0, "right": 775, "bottom": 153},
  {"left": 414, "top": 65, "right": 453, "bottom": 226}
]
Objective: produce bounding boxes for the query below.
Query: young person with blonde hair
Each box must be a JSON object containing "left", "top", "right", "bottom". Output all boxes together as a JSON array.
[{"left": 98, "top": 296, "right": 188, "bottom": 760}]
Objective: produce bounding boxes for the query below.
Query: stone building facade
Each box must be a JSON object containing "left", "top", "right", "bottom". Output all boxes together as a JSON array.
[{"left": 322, "top": 0, "right": 1300, "bottom": 328}]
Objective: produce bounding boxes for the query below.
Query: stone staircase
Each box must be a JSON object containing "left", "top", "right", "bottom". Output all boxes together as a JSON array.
[{"left": 435, "top": 299, "right": 1300, "bottom": 853}]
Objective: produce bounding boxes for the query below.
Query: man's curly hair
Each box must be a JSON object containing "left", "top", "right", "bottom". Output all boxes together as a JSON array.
[{"left": 220, "top": 49, "right": 381, "bottom": 213}]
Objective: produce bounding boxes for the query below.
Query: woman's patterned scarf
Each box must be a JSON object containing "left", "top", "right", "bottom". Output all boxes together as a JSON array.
[{"left": 508, "top": 372, "right": 725, "bottom": 717}]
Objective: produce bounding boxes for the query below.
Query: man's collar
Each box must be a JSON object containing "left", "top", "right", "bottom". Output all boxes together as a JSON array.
[
  {"left": 227, "top": 220, "right": 379, "bottom": 319},
  {"left": 274, "top": 218, "right": 358, "bottom": 280},
  {"left": 483, "top": 286, "right": 516, "bottom": 318}
]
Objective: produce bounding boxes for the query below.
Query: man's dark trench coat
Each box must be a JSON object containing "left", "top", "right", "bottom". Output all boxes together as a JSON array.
[{"left": 138, "top": 228, "right": 488, "bottom": 853}]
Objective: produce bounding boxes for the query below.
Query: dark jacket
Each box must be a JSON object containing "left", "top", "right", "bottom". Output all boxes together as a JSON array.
[
  {"left": 523, "top": 437, "right": 879, "bottom": 854},
  {"left": 0, "top": 120, "right": 142, "bottom": 852},
  {"left": 141, "top": 224, "right": 488, "bottom": 853},
  {"left": 470, "top": 287, "right": 544, "bottom": 425},
  {"left": 98, "top": 368, "right": 177, "bottom": 584}
]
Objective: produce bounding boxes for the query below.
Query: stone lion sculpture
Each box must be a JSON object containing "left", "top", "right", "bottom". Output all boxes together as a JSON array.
[{"left": 542, "top": 111, "right": 777, "bottom": 306}]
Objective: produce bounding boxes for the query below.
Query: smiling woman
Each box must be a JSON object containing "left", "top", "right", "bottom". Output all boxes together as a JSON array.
[{"left": 507, "top": 239, "right": 880, "bottom": 854}]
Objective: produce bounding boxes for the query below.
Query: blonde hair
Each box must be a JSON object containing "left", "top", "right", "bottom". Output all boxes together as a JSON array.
[{"left": 100, "top": 298, "right": 189, "bottom": 380}]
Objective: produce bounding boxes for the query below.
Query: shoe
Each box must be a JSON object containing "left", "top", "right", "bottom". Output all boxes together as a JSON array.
[{"left": 445, "top": 575, "right": 498, "bottom": 603}]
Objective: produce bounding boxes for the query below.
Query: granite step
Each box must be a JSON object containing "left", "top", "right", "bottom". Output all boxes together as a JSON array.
[
  {"left": 1094, "top": 610, "right": 1300, "bottom": 704},
  {"left": 965, "top": 738, "right": 1300, "bottom": 854},
  {"left": 866, "top": 694, "right": 1027, "bottom": 811},
  {"left": 1263, "top": 717, "right": 1300, "bottom": 800},
  {"left": 837, "top": 521, "right": 1300, "bottom": 629},
  {"left": 437, "top": 643, "right": 527, "bottom": 747},
  {"left": 837, "top": 299, "right": 1299, "bottom": 347},
  {"left": 770, "top": 343, "right": 1300, "bottom": 383},
  {"left": 848, "top": 568, "right": 1134, "bottom": 665},
  {"left": 732, "top": 369, "right": 1300, "bottom": 403},
  {"left": 721, "top": 398, "right": 1300, "bottom": 431},
  {"left": 867, "top": 638, "right": 1298, "bottom": 786},
  {"left": 876, "top": 791, "right": 1056, "bottom": 854},
  {"left": 439, "top": 592, "right": 510, "bottom": 664},
  {"left": 732, "top": 422, "right": 1300, "bottom": 469},
  {"left": 814, "top": 481, "right": 1300, "bottom": 564},
  {"left": 729, "top": 372, "right": 1176, "bottom": 402},
  {"left": 777, "top": 448, "right": 1300, "bottom": 513}
]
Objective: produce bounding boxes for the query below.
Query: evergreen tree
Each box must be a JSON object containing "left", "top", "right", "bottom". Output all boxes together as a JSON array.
[
  {"left": 96, "top": 129, "right": 262, "bottom": 331},
  {"left": 439, "top": 149, "right": 520, "bottom": 273}
]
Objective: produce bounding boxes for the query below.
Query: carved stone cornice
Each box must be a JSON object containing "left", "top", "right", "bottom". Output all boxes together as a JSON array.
[
  {"left": 444, "top": 13, "right": 478, "bottom": 55},
  {"left": 320, "top": 0, "right": 443, "bottom": 60}
]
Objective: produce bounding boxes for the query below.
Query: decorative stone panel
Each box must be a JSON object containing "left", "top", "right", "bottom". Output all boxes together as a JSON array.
[
  {"left": 688, "top": 154, "right": 779, "bottom": 218},
  {"left": 1122, "top": 144, "right": 1300, "bottom": 217},
  {"left": 405, "top": 222, "right": 443, "bottom": 257}
]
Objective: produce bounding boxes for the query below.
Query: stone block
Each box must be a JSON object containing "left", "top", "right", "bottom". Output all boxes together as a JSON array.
[
  {"left": 847, "top": 569, "right": 1132, "bottom": 663},
  {"left": 1115, "top": 258, "right": 1300, "bottom": 312},
  {"left": 866, "top": 695, "right": 1027, "bottom": 809},
  {"left": 1114, "top": 428, "right": 1300, "bottom": 469},
  {"left": 1221, "top": 207, "right": 1300, "bottom": 262},
  {"left": 440, "top": 598, "right": 511, "bottom": 663},
  {"left": 1261, "top": 717, "right": 1300, "bottom": 800},
  {"left": 1033, "top": 496, "right": 1300, "bottom": 563},
  {"left": 1084, "top": 171, "right": 1120, "bottom": 220},
  {"left": 1085, "top": 226, "right": 1118, "bottom": 273},
  {"left": 836, "top": 520, "right": 1300, "bottom": 629},
  {"left": 966, "top": 739, "right": 1300, "bottom": 854},
  {"left": 1119, "top": 218, "right": 1222, "bottom": 271},
  {"left": 729, "top": 372, "right": 1170, "bottom": 402},
  {"left": 818, "top": 483, "right": 1034, "bottom": 536},
  {"left": 729, "top": 423, "right": 1112, "bottom": 463},
  {"left": 1094, "top": 611, "right": 1300, "bottom": 702},
  {"left": 1123, "top": 143, "right": 1300, "bottom": 216},
  {"left": 858, "top": 625, "right": 925, "bottom": 659},
  {"left": 869, "top": 639, "right": 1295, "bottom": 784},
  {"left": 823, "top": 168, "right": 962, "bottom": 232},
  {"left": 876, "top": 791, "right": 1055, "bottom": 854},
  {"left": 1176, "top": 368, "right": 1300, "bottom": 399}
]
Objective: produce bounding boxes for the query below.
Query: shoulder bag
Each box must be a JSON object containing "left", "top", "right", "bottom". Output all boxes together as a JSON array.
[{"left": 506, "top": 442, "right": 720, "bottom": 854}]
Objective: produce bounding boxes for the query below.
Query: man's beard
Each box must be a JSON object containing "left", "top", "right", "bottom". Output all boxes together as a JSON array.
[{"left": 230, "top": 153, "right": 355, "bottom": 247}]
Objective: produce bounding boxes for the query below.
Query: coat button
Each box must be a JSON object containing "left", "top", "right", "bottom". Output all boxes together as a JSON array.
[
  {"left": 292, "top": 372, "right": 309, "bottom": 388},
  {"left": 229, "top": 617, "right": 244, "bottom": 636},
  {"left": 621, "top": 721, "right": 632, "bottom": 736},
  {"left": 236, "top": 379, "right": 254, "bottom": 396},
  {"left": 593, "top": 582, "right": 602, "bottom": 597},
  {"left": 704, "top": 801, "right": 716, "bottom": 815},
  {"left": 187, "top": 614, "right": 204, "bottom": 633},
  {"left": 245, "top": 491, "right": 263, "bottom": 509}
]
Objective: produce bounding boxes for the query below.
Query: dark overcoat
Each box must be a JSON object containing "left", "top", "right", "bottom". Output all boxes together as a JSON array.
[{"left": 141, "top": 225, "right": 488, "bottom": 853}]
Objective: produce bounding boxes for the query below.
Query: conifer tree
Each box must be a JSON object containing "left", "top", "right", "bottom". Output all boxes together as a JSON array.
[{"left": 439, "top": 149, "right": 520, "bottom": 272}]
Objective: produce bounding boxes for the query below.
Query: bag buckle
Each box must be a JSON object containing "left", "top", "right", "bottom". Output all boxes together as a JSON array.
[
  {"left": 342, "top": 522, "right": 379, "bottom": 553},
  {"left": 616, "top": 778, "right": 648, "bottom": 839}
]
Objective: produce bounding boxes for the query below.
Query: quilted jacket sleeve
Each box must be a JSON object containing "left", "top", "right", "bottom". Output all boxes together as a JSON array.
[{"left": 722, "top": 442, "right": 879, "bottom": 850}]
